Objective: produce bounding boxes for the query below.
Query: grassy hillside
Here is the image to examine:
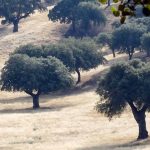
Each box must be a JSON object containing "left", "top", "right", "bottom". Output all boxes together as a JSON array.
[{"left": 0, "top": 7, "right": 150, "bottom": 150}]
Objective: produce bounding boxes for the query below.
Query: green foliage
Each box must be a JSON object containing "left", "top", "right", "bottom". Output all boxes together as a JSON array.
[
  {"left": 13, "top": 44, "right": 45, "bottom": 57},
  {"left": 76, "top": 2, "right": 106, "bottom": 28},
  {"left": 61, "top": 38, "right": 105, "bottom": 71},
  {"left": 111, "top": 20, "right": 121, "bottom": 29},
  {"left": 111, "top": 23, "right": 146, "bottom": 59},
  {"left": 129, "top": 17, "right": 150, "bottom": 31},
  {"left": 96, "top": 59, "right": 148, "bottom": 119},
  {"left": 0, "top": 0, "right": 45, "bottom": 32},
  {"left": 1, "top": 54, "right": 74, "bottom": 95},
  {"left": 96, "top": 32, "right": 112, "bottom": 47},
  {"left": 48, "top": 0, "right": 106, "bottom": 36},
  {"left": 14, "top": 38, "right": 104, "bottom": 72},
  {"left": 141, "top": 33, "right": 150, "bottom": 56},
  {"left": 14, "top": 38, "right": 104, "bottom": 83}
]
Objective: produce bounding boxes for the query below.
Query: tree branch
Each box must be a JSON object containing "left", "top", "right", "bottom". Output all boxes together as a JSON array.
[{"left": 25, "top": 90, "right": 34, "bottom": 97}]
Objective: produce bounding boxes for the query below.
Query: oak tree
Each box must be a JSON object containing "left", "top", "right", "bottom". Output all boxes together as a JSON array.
[
  {"left": 0, "top": 0, "right": 45, "bottom": 32},
  {"left": 96, "top": 59, "right": 150, "bottom": 140},
  {"left": 0, "top": 54, "right": 74, "bottom": 109}
]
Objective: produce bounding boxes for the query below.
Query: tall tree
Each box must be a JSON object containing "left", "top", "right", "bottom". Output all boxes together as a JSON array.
[
  {"left": 0, "top": 54, "right": 74, "bottom": 109},
  {"left": 0, "top": 0, "right": 45, "bottom": 32},
  {"left": 96, "top": 59, "right": 150, "bottom": 140}
]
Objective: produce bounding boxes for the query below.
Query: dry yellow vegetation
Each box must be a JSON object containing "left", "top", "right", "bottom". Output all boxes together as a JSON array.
[{"left": 0, "top": 9, "right": 150, "bottom": 150}]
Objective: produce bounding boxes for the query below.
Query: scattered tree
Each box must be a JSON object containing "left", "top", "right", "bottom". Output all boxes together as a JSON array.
[
  {"left": 75, "top": 1, "right": 106, "bottom": 36},
  {"left": 96, "top": 59, "right": 150, "bottom": 140},
  {"left": 0, "top": 54, "right": 74, "bottom": 109},
  {"left": 14, "top": 38, "right": 105, "bottom": 84},
  {"left": 0, "top": 0, "right": 45, "bottom": 32},
  {"left": 96, "top": 33, "right": 114, "bottom": 56},
  {"left": 111, "top": 24, "right": 146, "bottom": 60},
  {"left": 62, "top": 38, "right": 105, "bottom": 84},
  {"left": 48, "top": 0, "right": 106, "bottom": 36}
]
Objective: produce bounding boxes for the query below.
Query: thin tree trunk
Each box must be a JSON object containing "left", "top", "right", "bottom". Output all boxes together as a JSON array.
[
  {"left": 76, "top": 68, "right": 81, "bottom": 84},
  {"left": 32, "top": 94, "right": 40, "bottom": 109},
  {"left": 112, "top": 49, "right": 116, "bottom": 58},
  {"left": 128, "top": 102, "right": 148, "bottom": 140},
  {"left": 128, "top": 52, "right": 133, "bottom": 60},
  {"left": 13, "top": 20, "right": 19, "bottom": 32}
]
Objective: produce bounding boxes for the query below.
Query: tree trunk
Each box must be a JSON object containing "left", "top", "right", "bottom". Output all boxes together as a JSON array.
[
  {"left": 13, "top": 20, "right": 19, "bottom": 32},
  {"left": 128, "top": 52, "right": 133, "bottom": 60},
  {"left": 76, "top": 68, "right": 81, "bottom": 84},
  {"left": 128, "top": 102, "right": 148, "bottom": 140},
  {"left": 112, "top": 49, "right": 116, "bottom": 58},
  {"left": 137, "top": 112, "right": 148, "bottom": 140},
  {"left": 32, "top": 94, "right": 40, "bottom": 109}
]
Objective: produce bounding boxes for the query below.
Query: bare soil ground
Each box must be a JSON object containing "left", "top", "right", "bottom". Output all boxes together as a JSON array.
[{"left": 0, "top": 9, "right": 150, "bottom": 150}]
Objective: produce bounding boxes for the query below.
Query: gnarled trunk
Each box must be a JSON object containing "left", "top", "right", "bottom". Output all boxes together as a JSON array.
[
  {"left": 25, "top": 90, "right": 41, "bottom": 109},
  {"left": 32, "top": 94, "right": 40, "bottom": 109},
  {"left": 128, "top": 52, "right": 133, "bottom": 60},
  {"left": 75, "top": 68, "right": 81, "bottom": 84},
  {"left": 137, "top": 111, "right": 148, "bottom": 139},
  {"left": 128, "top": 102, "right": 148, "bottom": 140}
]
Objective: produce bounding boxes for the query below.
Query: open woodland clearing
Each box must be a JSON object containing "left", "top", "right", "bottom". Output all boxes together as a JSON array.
[{"left": 0, "top": 7, "right": 150, "bottom": 150}]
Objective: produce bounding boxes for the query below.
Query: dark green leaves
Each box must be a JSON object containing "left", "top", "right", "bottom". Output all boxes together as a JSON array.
[
  {"left": 96, "top": 59, "right": 150, "bottom": 119},
  {"left": 1, "top": 54, "right": 74, "bottom": 94}
]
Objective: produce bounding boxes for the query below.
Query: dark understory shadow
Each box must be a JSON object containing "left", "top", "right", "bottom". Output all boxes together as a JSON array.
[{"left": 0, "top": 103, "right": 75, "bottom": 114}]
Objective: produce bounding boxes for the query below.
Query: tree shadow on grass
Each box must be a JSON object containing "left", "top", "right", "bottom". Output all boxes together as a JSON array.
[
  {"left": 0, "top": 103, "right": 75, "bottom": 114},
  {"left": 78, "top": 138, "right": 150, "bottom": 150}
]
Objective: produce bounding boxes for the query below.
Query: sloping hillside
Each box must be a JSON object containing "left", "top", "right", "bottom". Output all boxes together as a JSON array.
[
  {"left": 0, "top": 7, "right": 150, "bottom": 150},
  {"left": 0, "top": 8, "right": 68, "bottom": 68}
]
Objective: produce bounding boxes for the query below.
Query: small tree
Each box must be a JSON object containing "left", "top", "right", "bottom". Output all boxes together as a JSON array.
[
  {"left": 63, "top": 38, "right": 105, "bottom": 84},
  {"left": 0, "top": 0, "right": 45, "bottom": 32},
  {"left": 0, "top": 54, "right": 74, "bottom": 109},
  {"left": 111, "top": 24, "right": 146, "bottom": 60},
  {"left": 141, "top": 33, "right": 150, "bottom": 57},
  {"left": 96, "top": 59, "right": 150, "bottom": 140},
  {"left": 96, "top": 33, "right": 115, "bottom": 57}
]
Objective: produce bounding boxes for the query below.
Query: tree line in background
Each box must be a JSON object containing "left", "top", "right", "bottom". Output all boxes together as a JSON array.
[{"left": 96, "top": 17, "right": 150, "bottom": 60}]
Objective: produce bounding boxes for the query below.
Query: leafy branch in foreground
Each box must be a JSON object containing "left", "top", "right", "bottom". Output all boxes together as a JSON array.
[{"left": 99, "top": 0, "right": 150, "bottom": 23}]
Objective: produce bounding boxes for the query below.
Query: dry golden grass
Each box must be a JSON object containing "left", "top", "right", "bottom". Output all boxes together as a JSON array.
[{"left": 0, "top": 8, "right": 150, "bottom": 150}]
